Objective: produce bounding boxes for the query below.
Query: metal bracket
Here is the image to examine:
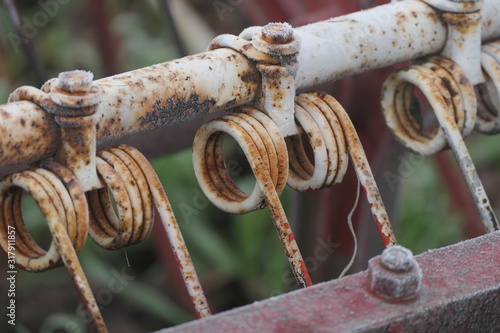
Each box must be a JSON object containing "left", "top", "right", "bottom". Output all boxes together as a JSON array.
[
  {"left": 46, "top": 70, "right": 102, "bottom": 191},
  {"left": 208, "top": 22, "right": 301, "bottom": 137},
  {"left": 423, "top": 0, "right": 484, "bottom": 84}
]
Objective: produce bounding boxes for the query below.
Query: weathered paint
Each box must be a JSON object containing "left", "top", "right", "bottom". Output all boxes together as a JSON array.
[
  {"left": 156, "top": 230, "right": 500, "bottom": 333},
  {"left": 192, "top": 109, "right": 312, "bottom": 288},
  {"left": 441, "top": 11, "right": 483, "bottom": 84},
  {"left": 287, "top": 92, "right": 397, "bottom": 246},
  {"left": 87, "top": 145, "right": 211, "bottom": 318},
  {"left": 368, "top": 245, "right": 422, "bottom": 302},
  {"left": 1, "top": 0, "right": 500, "bottom": 169},
  {"left": 0, "top": 163, "right": 107, "bottom": 333},
  {"left": 381, "top": 56, "right": 500, "bottom": 233}
]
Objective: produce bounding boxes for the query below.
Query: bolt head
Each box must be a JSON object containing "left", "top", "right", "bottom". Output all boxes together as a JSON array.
[
  {"left": 261, "top": 22, "right": 293, "bottom": 44},
  {"left": 252, "top": 22, "right": 300, "bottom": 56},
  {"left": 380, "top": 245, "right": 415, "bottom": 272},
  {"left": 51, "top": 70, "right": 100, "bottom": 109},
  {"left": 368, "top": 245, "right": 422, "bottom": 302},
  {"left": 58, "top": 70, "right": 94, "bottom": 93}
]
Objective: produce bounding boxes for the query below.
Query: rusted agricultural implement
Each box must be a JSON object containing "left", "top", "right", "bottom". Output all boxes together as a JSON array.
[{"left": 1, "top": 0, "right": 499, "bottom": 331}]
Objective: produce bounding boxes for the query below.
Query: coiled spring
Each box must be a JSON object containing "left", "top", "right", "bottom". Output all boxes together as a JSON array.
[
  {"left": 193, "top": 92, "right": 397, "bottom": 288},
  {"left": 192, "top": 108, "right": 313, "bottom": 287},
  {"left": 381, "top": 55, "right": 500, "bottom": 233},
  {"left": 475, "top": 40, "right": 500, "bottom": 134},
  {"left": 0, "top": 145, "right": 210, "bottom": 333},
  {"left": 90, "top": 145, "right": 211, "bottom": 318},
  {"left": 0, "top": 162, "right": 105, "bottom": 331},
  {"left": 289, "top": 92, "right": 396, "bottom": 246}
]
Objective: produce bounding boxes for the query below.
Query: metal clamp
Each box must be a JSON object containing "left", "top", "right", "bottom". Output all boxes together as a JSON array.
[
  {"left": 423, "top": 0, "right": 484, "bottom": 84},
  {"left": 7, "top": 71, "right": 101, "bottom": 191},
  {"left": 47, "top": 70, "right": 102, "bottom": 191},
  {"left": 208, "top": 22, "right": 301, "bottom": 137}
]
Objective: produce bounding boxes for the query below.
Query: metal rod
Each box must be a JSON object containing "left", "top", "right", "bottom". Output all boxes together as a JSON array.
[
  {"left": 2, "top": 0, "right": 47, "bottom": 85},
  {"left": 159, "top": 0, "right": 188, "bottom": 57},
  {"left": 1, "top": 0, "right": 500, "bottom": 169}
]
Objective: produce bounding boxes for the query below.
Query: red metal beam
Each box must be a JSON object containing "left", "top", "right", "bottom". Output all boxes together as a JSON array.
[{"left": 158, "top": 231, "right": 500, "bottom": 332}]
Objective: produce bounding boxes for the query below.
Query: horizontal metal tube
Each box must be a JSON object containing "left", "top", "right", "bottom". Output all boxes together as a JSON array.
[
  {"left": 295, "top": 0, "right": 448, "bottom": 87},
  {"left": 1, "top": 0, "right": 499, "bottom": 168},
  {"left": 0, "top": 49, "right": 259, "bottom": 167}
]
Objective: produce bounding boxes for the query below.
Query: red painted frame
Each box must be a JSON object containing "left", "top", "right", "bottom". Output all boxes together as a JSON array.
[{"left": 159, "top": 231, "right": 500, "bottom": 332}]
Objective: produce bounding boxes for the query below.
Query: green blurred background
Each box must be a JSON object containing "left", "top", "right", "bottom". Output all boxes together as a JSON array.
[{"left": 0, "top": 1, "right": 499, "bottom": 332}]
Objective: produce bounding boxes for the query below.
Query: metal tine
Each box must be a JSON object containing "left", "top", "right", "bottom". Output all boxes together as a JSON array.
[
  {"left": 193, "top": 109, "right": 313, "bottom": 288},
  {"left": 381, "top": 56, "right": 500, "bottom": 233}
]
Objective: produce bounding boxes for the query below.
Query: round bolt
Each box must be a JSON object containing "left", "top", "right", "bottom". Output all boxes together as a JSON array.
[
  {"left": 261, "top": 22, "right": 293, "bottom": 44},
  {"left": 368, "top": 245, "right": 422, "bottom": 303},
  {"left": 252, "top": 22, "right": 299, "bottom": 56},
  {"left": 50, "top": 70, "right": 101, "bottom": 110},
  {"left": 380, "top": 245, "right": 415, "bottom": 272},
  {"left": 58, "top": 70, "right": 94, "bottom": 93}
]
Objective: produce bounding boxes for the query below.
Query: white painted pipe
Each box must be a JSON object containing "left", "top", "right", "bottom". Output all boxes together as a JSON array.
[{"left": 0, "top": 0, "right": 499, "bottom": 168}]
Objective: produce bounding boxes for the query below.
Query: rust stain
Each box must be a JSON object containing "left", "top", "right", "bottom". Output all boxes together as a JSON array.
[
  {"left": 139, "top": 94, "right": 217, "bottom": 127},
  {"left": 241, "top": 71, "right": 259, "bottom": 84}
]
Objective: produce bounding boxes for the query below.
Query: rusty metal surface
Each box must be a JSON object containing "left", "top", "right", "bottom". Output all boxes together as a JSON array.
[
  {"left": 192, "top": 109, "right": 313, "bottom": 288},
  {"left": 0, "top": 163, "right": 107, "bottom": 332},
  {"left": 88, "top": 145, "right": 211, "bottom": 318},
  {"left": 0, "top": 144, "right": 210, "bottom": 330},
  {"left": 0, "top": 48, "right": 259, "bottom": 168},
  {"left": 157, "top": 230, "right": 500, "bottom": 333},
  {"left": 288, "top": 92, "right": 397, "bottom": 246},
  {"left": 441, "top": 10, "right": 482, "bottom": 84},
  {"left": 1, "top": 0, "right": 500, "bottom": 170},
  {"left": 381, "top": 56, "right": 500, "bottom": 233}
]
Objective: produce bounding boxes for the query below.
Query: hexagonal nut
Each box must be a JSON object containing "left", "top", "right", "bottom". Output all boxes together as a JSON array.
[
  {"left": 380, "top": 245, "right": 416, "bottom": 272},
  {"left": 368, "top": 246, "right": 422, "bottom": 302}
]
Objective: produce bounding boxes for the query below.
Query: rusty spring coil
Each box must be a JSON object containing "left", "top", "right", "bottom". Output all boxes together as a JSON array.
[
  {"left": 89, "top": 145, "right": 211, "bottom": 318},
  {"left": 475, "top": 40, "right": 500, "bottom": 134},
  {"left": 381, "top": 56, "right": 500, "bottom": 233},
  {"left": 193, "top": 92, "right": 397, "bottom": 288},
  {"left": 0, "top": 161, "right": 106, "bottom": 331},
  {"left": 192, "top": 108, "right": 313, "bottom": 287},
  {"left": 289, "top": 92, "right": 396, "bottom": 247},
  {"left": 0, "top": 144, "right": 210, "bottom": 333}
]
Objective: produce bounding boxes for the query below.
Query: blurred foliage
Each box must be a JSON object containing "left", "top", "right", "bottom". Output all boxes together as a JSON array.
[{"left": 397, "top": 154, "right": 465, "bottom": 254}]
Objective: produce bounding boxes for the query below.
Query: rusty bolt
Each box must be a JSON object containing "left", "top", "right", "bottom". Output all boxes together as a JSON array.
[
  {"left": 252, "top": 22, "right": 300, "bottom": 56},
  {"left": 261, "top": 23, "right": 294, "bottom": 44},
  {"left": 58, "top": 70, "right": 94, "bottom": 93},
  {"left": 51, "top": 70, "right": 101, "bottom": 111},
  {"left": 368, "top": 245, "right": 422, "bottom": 302}
]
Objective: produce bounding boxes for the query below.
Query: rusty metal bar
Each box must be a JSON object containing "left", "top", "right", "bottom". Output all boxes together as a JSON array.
[
  {"left": 156, "top": 230, "right": 500, "bottom": 333},
  {"left": 1, "top": 0, "right": 500, "bottom": 169}
]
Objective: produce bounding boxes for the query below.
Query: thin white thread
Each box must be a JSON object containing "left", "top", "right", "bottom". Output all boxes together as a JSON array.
[
  {"left": 338, "top": 179, "right": 360, "bottom": 279},
  {"left": 124, "top": 249, "right": 130, "bottom": 267}
]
